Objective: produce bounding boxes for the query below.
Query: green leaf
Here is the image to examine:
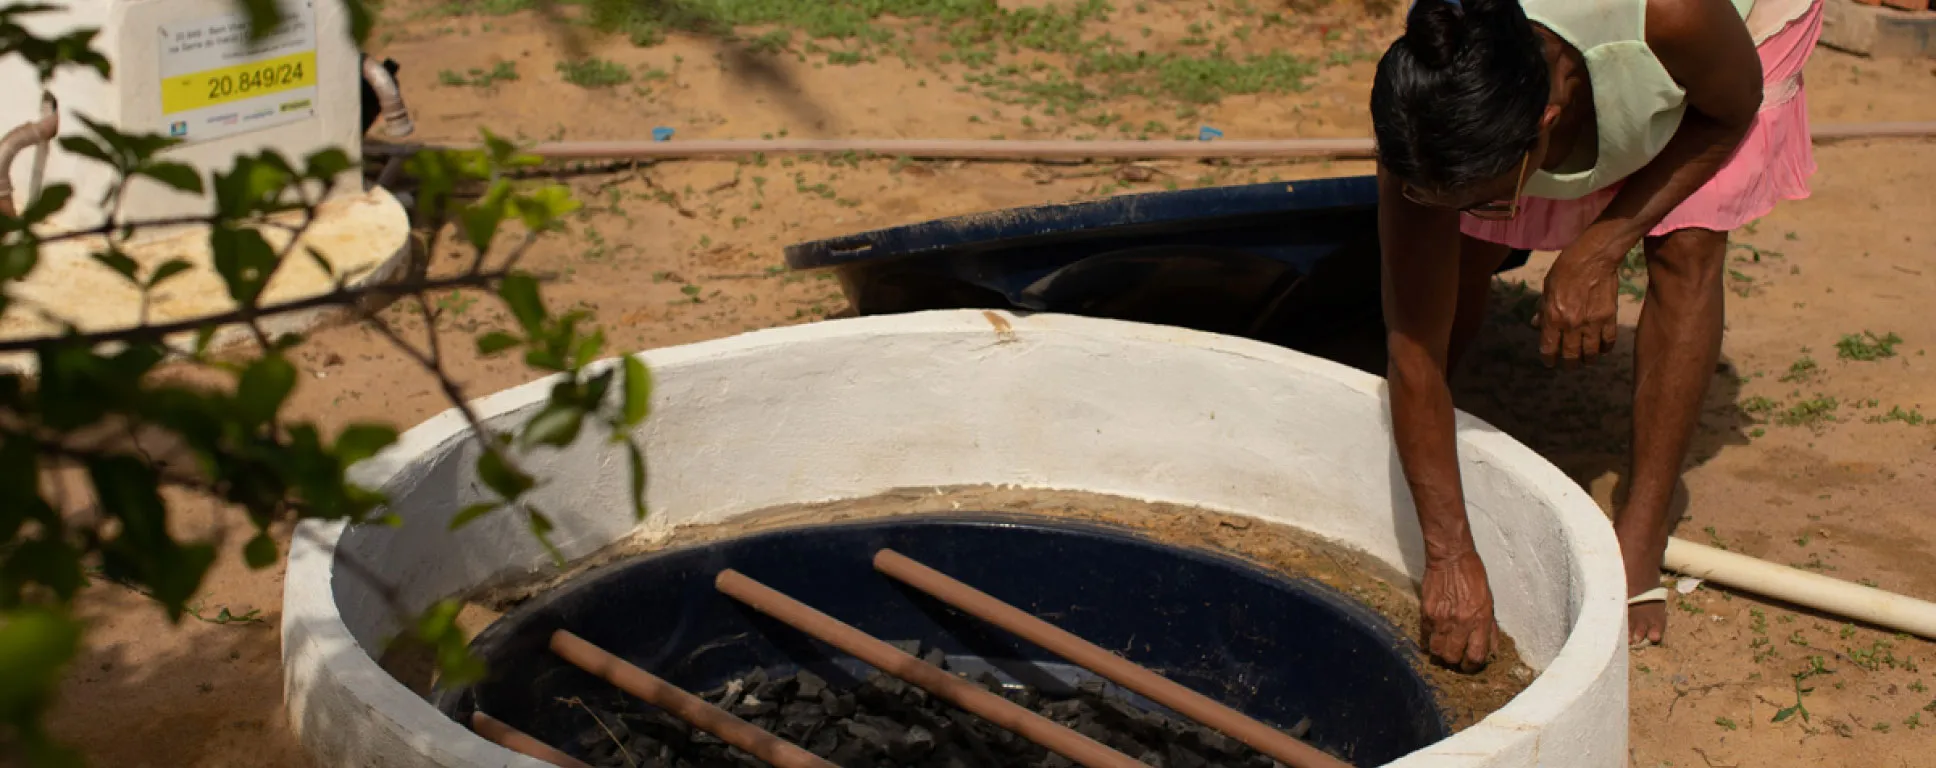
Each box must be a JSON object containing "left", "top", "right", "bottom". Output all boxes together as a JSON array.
[
  {"left": 146, "top": 258, "right": 193, "bottom": 289},
  {"left": 0, "top": 438, "right": 37, "bottom": 539},
  {"left": 243, "top": 533, "right": 277, "bottom": 569},
  {"left": 621, "top": 357, "right": 653, "bottom": 426},
  {"left": 335, "top": 424, "right": 399, "bottom": 466},
  {"left": 514, "top": 184, "right": 581, "bottom": 231},
  {"left": 2, "top": 537, "right": 85, "bottom": 600},
  {"left": 403, "top": 151, "right": 460, "bottom": 219},
  {"left": 304, "top": 147, "right": 354, "bottom": 181},
  {"left": 480, "top": 129, "right": 522, "bottom": 167},
  {"left": 527, "top": 507, "right": 565, "bottom": 566},
  {"left": 476, "top": 446, "right": 534, "bottom": 501},
  {"left": 497, "top": 272, "right": 545, "bottom": 333},
  {"left": 584, "top": 369, "right": 615, "bottom": 410},
  {"left": 151, "top": 545, "right": 217, "bottom": 618},
  {"left": 523, "top": 347, "right": 566, "bottom": 372},
  {"left": 476, "top": 331, "right": 521, "bottom": 356},
  {"left": 88, "top": 456, "right": 166, "bottom": 548},
  {"left": 89, "top": 248, "right": 139, "bottom": 283},
  {"left": 0, "top": 606, "right": 83, "bottom": 725},
  {"left": 345, "top": 0, "right": 376, "bottom": 44},
  {"left": 138, "top": 161, "right": 204, "bottom": 194},
  {"left": 9, "top": 17, "right": 110, "bottom": 83},
  {"left": 88, "top": 457, "right": 217, "bottom": 619},
  {"left": 460, "top": 201, "right": 503, "bottom": 252},
  {"left": 57, "top": 135, "right": 112, "bottom": 166},
  {"left": 303, "top": 247, "right": 337, "bottom": 281},
  {"left": 570, "top": 327, "right": 606, "bottom": 372},
  {"left": 1773, "top": 706, "right": 1800, "bottom": 723},
  {"left": 33, "top": 344, "right": 114, "bottom": 429},
  {"left": 213, "top": 152, "right": 298, "bottom": 218},
  {"left": 0, "top": 239, "right": 40, "bottom": 281},
  {"left": 448, "top": 502, "right": 499, "bottom": 531},
  {"left": 193, "top": 326, "right": 220, "bottom": 358},
  {"left": 411, "top": 599, "right": 488, "bottom": 686},
  {"left": 239, "top": 0, "right": 286, "bottom": 40},
  {"left": 235, "top": 354, "right": 297, "bottom": 425},
  {"left": 21, "top": 183, "right": 72, "bottom": 223},
  {"left": 71, "top": 116, "right": 178, "bottom": 172},
  {"left": 210, "top": 226, "right": 280, "bottom": 305},
  {"left": 520, "top": 402, "right": 585, "bottom": 449},
  {"left": 625, "top": 439, "right": 648, "bottom": 520}
]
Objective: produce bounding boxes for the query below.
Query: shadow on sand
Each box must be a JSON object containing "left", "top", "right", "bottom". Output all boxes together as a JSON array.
[{"left": 1314, "top": 279, "right": 1756, "bottom": 528}]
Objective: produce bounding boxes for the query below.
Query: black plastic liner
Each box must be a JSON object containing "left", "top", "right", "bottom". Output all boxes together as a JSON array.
[
  {"left": 434, "top": 516, "right": 1449, "bottom": 766},
  {"left": 785, "top": 176, "right": 1530, "bottom": 359}
]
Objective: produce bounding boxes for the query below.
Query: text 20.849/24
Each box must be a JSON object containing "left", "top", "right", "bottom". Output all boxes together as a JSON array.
[{"left": 205, "top": 60, "right": 305, "bottom": 100}]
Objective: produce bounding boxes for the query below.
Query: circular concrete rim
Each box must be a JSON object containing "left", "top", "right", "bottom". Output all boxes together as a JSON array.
[{"left": 283, "top": 310, "right": 1627, "bottom": 768}]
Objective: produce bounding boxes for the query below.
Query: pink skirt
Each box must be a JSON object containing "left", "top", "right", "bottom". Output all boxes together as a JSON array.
[{"left": 1461, "top": 0, "right": 1825, "bottom": 251}]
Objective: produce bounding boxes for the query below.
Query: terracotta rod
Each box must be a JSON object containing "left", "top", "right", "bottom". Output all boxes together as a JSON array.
[
  {"left": 873, "top": 549, "right": 1353, "bottom": 768},
  {"left": 548, "top": 629, "right": 837, "bottom": 768},
  {"left": 367, "top": 137, "right": 1375, "bottom": 161},
  {"left": 362, "top": 122, "right": 1936, "bottom": 162},
  {"left": 1810, "top": 121, "right": 1936, "bottom": 141},
  {"left": 714, "top": 569, "right": 1146, "bottom": 768},
  {"left": 470, "top": 711, "right": 593, "bottom": 768}
]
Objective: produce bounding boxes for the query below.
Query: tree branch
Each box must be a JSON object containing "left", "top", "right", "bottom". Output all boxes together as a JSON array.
[
  {"left": 23, "top": 213, "right": 304, "bottom": 248},
  {"left": 0, "top": 270, "right": 515, "bottom": 353}
]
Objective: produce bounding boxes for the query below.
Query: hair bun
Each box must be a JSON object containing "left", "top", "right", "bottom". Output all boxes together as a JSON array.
[{"left": 1403, "top": 0, "right": 1469, "bottom": 70}]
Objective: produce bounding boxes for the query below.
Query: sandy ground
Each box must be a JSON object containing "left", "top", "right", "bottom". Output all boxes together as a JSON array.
[{"left": 33, "top": 1, "right": 1936, "bottom": 766}]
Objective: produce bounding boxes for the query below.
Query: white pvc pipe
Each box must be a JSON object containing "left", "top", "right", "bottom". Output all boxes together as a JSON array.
[{"left": 1664, "top": 537, "right": 1936, "bottom": 640}]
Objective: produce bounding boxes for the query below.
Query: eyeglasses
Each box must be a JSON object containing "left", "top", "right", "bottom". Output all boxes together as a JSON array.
[{"left": 1402, "top": 150, "right": 1532, "bottom": 221}]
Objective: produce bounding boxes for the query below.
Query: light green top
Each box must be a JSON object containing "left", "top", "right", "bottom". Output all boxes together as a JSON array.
[{"left": 1519, "top": 0, "right": 1755, "bottom": 200}]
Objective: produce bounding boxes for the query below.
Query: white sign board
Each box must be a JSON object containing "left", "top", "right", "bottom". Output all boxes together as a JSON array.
[{"left": 157, "top": 0, "right": 318, "bottom": 143}]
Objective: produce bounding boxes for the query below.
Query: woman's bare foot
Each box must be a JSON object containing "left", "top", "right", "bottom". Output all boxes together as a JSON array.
[
  {"left": 1628, "top": 591, "right": 1668, "bottom": 648},
  {"left": 1616, "top": 520, "right": 1671, "bottom": 647}
]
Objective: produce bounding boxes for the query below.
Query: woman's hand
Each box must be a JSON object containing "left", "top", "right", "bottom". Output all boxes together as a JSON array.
[
  {"left": 1537, "top": 226, "right": 1635, "bottom": 367},
  {"left": 1421, "top": 549, "right": 1497, "bottom": 672}
]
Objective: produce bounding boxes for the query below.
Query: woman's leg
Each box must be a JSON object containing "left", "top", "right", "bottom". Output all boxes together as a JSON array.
[
  {"left": 1624, "top": 227, "right": 1728, "bottom": 645},
  {"left": 1447, "top": 235, "right": 1515, "bottom": 375}
]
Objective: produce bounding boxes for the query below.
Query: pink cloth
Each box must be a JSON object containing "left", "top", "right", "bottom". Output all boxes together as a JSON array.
[{"left": 1461, "top": 0, "right": 1825, "bottom": 251}]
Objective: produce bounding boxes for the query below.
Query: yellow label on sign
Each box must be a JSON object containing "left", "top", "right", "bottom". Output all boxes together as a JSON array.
[{"left": 160, "top": 50, "right": 317, "bottom": 115}]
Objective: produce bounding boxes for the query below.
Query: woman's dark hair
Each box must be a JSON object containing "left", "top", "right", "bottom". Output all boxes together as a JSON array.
[{"left": 1370, "top": 0, "right": 1549, "bottom": 194}]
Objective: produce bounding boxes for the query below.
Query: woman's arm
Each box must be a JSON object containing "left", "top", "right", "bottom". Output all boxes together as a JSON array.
[
  {"left": 1536, "top": 0, "right": 1763, "bottom": 365},
  {"left": 1378, "top": 166, "right": 1496, "bottom": 671},
  {"left": 1599, "top": 0, "right": 1764, "bottom": 237}
]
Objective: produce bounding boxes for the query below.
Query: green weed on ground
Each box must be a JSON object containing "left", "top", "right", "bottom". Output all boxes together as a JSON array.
[
  {"left": 1866, "top": 406, "right": 1927, "bottom": 426},
  {"left": 433, "top": 0, "right": 540, "bottom": 16},
  {"left": 1617, "top": 244, "right": 1647, "bottom": 300},
  {"left": 439, "top": 60, "right": 519, "bottom": 87},
  {"left": 1780, "top": 355, "right": 1818, "bottom": 383},
  {"left": 1836, "top": 331, "right": 1904, "bottom": 362},
  {"left": 1074, "top": 47, "right": 1319, "bottom": 104},
  {"left": 435, "top": 0, "right": 1330, "bottom": 111},
  {"left": 1776, "top": 396, "right": 1839, "bottom": 428},
  {"left": 557, "top": 57, "right": 633, "bottom": 86}
]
